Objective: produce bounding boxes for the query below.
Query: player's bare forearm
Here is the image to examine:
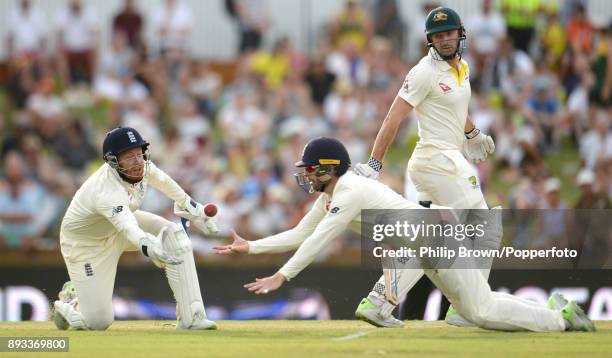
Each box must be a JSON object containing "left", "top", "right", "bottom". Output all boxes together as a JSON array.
[
  {"left": 464, "top": 113, "right": 475, "bottom": 133},
  {"left": 371, "top": 96, "right": 413, "bottom": 161}
]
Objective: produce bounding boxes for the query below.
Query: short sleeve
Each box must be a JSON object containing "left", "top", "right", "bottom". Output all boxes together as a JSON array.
[{"left": 397, "top": 64, "right": 433, "bottom": 108}]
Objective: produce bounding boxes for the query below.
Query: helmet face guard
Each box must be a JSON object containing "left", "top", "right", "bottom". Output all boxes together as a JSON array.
[
  {"left": 427, "top": 27, "right": 467, "bottom": 61},
  {"left": 294, "top": 164, "right": 335, "bottom": 194},
  {"left": 104, "top": 147, "right": 151, "bottom": 184},
  {"left": 294, "top": 137, "right": 351, "bottom": 194}
]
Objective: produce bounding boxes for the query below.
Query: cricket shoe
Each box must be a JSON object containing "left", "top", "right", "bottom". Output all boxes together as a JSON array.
[
  {"left": 547, "top": 292, "right": 569, "bottom": 311},
  {"left": 51, "top": 281, "right": 78, "bottom": 330},
  {"left": 177, "top": 311, "right": 218, "bottom": 330},
  {"left": 355, "top": 297, "right": 404, "bottom": 328},
  {"left": 52, "top": 300, "right": 87, "bottom": 330},
  {"left": 561, "top": 301, "right": 595, "bottom": 332},
  {"left": 444, "top": 305, "right": 476, "bottom": 328}
]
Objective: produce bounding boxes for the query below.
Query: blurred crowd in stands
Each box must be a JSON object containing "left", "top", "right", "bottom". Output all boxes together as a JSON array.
[{"left": 0, "top": 0, "right": 610, "bottom": 255}]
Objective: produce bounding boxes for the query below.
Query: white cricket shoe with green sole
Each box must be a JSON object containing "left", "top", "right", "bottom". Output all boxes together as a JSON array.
[
  {"left": 51, "top": 281, "right": 77, "bottom": 330},
  {"left": 547, "top": 292, "right": 569, "bottom": 311},
  {"left": 561, "top": 301, "right": 596, "bottom": 332},
  {"left": 355, "top": 297, "right": 404, "bottom": 328}
]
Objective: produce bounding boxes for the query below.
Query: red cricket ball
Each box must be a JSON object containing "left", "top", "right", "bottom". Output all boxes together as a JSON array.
[{"left": 204, "top": 203, "right": 218, "bottom": 217}]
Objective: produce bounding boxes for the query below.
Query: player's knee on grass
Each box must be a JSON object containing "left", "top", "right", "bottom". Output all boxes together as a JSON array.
[{"left": 84, "top": 311, "right": 114, "bottom": 330}]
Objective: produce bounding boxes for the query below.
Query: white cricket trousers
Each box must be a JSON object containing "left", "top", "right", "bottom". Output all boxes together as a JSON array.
[
  {"left": 59, "top": 211, "right": 171, "bottom": 330},
  {"left": 407, "top": 148, "right": 488, "bottom": 209},
  {"left": 425, "top": 268, "right": 565, "bottom": 331}
]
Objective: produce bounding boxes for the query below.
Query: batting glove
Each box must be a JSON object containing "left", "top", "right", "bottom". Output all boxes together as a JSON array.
[
  {"left": 354, "top": 157, "right": 383, "bottom": 179},
  {"left": 462, "top": 128, "right": 495, "bottom": 163},
  {"left": 140, "top": 227, "right": 183, "bottom": 268}
]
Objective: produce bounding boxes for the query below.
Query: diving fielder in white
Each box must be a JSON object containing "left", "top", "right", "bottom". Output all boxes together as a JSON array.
[
  {"left": 354, "top": 7, "right": 498, "bottom": 327},
  {"left": 53, "top": 127, "right": 218, "bottom": 330},
  {"left": 214, "top": 137, "right": 594, "bottom": 332}
]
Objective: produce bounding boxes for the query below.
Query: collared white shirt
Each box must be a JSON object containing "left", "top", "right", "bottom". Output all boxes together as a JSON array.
[
  {"left": 397, "top": 52, "right": 471, "bottom": 151},
  {"left": 248, "top": 171, "right": 422, "bottom": 280},
  {"left": 60, "top": 162, "right": 189, "bottom": 249}
]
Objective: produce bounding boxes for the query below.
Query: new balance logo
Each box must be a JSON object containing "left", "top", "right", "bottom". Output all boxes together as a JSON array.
[{"left": 84, "top": 263, "right": 94, "bottom": 277}]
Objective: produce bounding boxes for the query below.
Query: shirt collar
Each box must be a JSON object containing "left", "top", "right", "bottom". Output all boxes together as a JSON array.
[{"left": 428, "top": 51, "right": 464, "bottom": 72}]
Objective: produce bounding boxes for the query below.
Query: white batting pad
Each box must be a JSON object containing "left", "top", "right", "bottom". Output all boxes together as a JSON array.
[{"left": 163, "top": 224, "right": 209, "bottom": 328}]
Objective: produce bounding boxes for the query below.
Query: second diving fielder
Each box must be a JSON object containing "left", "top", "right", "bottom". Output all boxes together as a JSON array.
[{"left": 214, "top": 137, "right": 594, "bottom": 332}]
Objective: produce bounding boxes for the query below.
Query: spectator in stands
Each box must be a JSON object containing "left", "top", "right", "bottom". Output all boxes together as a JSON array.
[
  {"left": 304, "top": 54, "right": 336, "bottom": 107},
  {"left": 26, "top": 77, "right": 66, "bottom": 137},
  {"left": 535, "top": 177, "right": 568, "bottom": 249},
  {"left": 113, "top": 0, "right": 144, "bottom": 49},
  {"left": 540, "top": 8, "right": 566, "bottom": 71},
  {"left": 329, "top": 0, "right": 373, "bottom": 53},
  {"left": 218, "top": 89, "right": 269, "bottom": 172},
  {"left": 6, "top": 0, "right": 46, "bottom": 61},
  {"left": 590, "top": 22, "right": 612, "bottom": 107},
  {"left": 501, "top": 0, "right": 541, "bottom": 53},
  {"left": 184, "top": 60, "right": 222, "bottom": 117},
  {"left": 250, "top": 37, "right": 292, "bottom": 91},
  {"left": 466, "top": 0, "right": 507, "bottom": 84},
  {"left": 0, "top": 151, "right": 46, "bottom": 253},
  {"left": 235, "top": 0, "right": 270, "bottom": 54},
  {"left": 566, "top": 3, "right": 594, "bottom": 55},
  {"left": 574, "top": 169, "right": 611, "bottom": 209},
  {"left": 150, "top": 0, "right": 194, "bottom": 55},
  {"left": 55, "top": 0, "right": 99, "bottom": 85},
  {"left": 524, "top": 75, "right": 562, "bottom": 152},
  {"left": 326, "top": 39, "right": 369, "bottom": 87},
  {"left": 370, "top": 0, "right": 405, "bottom": 56},
  {"left": 580, "top": 111, "right": 612, "bottom": 169},
  {"left": 174, "top": 97, "right": 211, "bottom": 147},
  {"left": 51, "top": 119, "right": 97, "bottom": 172}
]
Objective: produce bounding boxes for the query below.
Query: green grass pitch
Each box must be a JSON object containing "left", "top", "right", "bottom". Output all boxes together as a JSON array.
[{"left": 1, "top": 320, "right": 611, "bottom": 357}]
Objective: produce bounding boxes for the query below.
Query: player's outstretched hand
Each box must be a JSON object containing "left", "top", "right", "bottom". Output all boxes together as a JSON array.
[
  {"left": 140, "top": 227, "right": 183, "bottom": 268},
  {"left": 213, "top": 229, "right": 250, "bottom": 255},
  {"left": 354, "top": 163, "right": 380, "bottom": 179},
  {"left": 244, "top": 272, "right": 287, "bottom": 294}
]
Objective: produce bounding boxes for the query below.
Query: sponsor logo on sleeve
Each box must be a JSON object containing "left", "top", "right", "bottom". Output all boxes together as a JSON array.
[{"left": 112, "top": 206, "right": 123, "bottom": 216}]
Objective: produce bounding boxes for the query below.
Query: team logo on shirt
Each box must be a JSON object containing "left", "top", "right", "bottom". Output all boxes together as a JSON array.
[
  {"left": 330, "top": 207, "right": 340, "bottom": 214},
  {"left": 438, "top": 82, "right": 452, "bottom": 93}
]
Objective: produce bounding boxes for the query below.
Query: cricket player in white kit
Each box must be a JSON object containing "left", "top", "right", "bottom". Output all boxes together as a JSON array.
[
  {"left": 52, "top": 127, "right": 218, "bottom": 330},
  {"left": 214, "top": 137, "right": 594, "bottom": 332},
  {"left": 354, "top": 7, "right": 498, "bottom": 327}
]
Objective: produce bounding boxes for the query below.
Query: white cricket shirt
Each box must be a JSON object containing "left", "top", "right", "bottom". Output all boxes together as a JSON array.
[
  {"left": 249, "top": 171, "right": 422, "bottom": 280},
  {"left": 60, "top": 162, "right": 189, "bottom": 253},
  {"left": 397, "top": 52, "right": 471, "bottom": 151}
]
